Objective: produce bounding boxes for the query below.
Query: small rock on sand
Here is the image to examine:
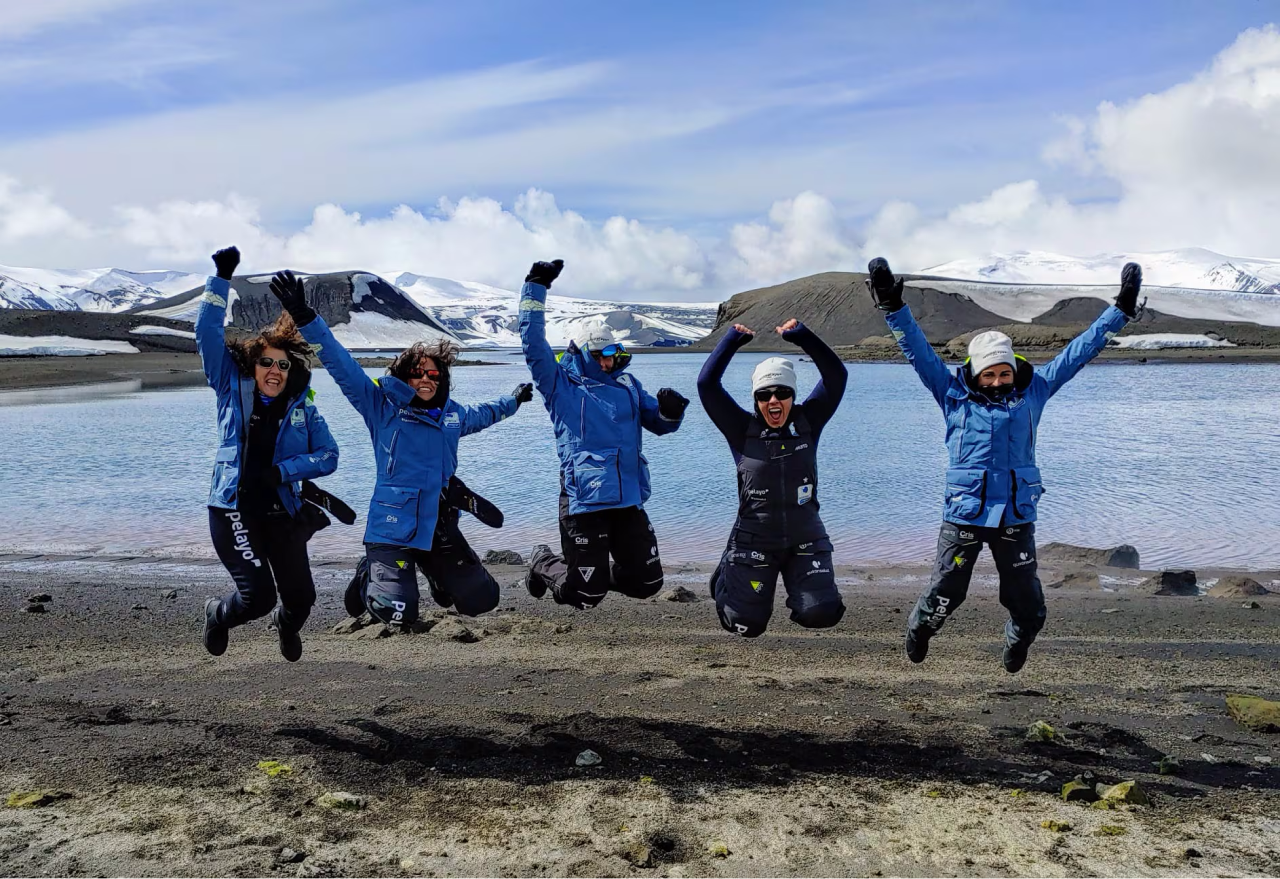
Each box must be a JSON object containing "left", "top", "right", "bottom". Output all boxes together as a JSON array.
[
  {"left": 1099, "top": 780, "right": 1150, "bottom": 806},
  {"left": 1061, "top": 778, "right": 1097, "bottom": 802},
  {"left": 351, "top": 624, "right": 391, "bottom": 641},
  {"left": 1225, "top": 693, "right": 1280, "bottom": 733},
  {"left": 330, "top": 617, "right": 365, "bottom": 635},
  {"left": 1208, "top": 575, "right": 1271, "bottom": 598},
  {"left": 26, "top": 593, "right": 51, "bottom": 603},
  {"left": 482, "top": 550, "right": 525, "bottom": 566},
  {"left": 161, "top": 589, "right": 178, "bottom": 600},
  {"left": 661, "top": 586, "right": 699, "bottom": 603},
  {"left": 1045, "top": 571, "right": 1101, "bottom": 590},
  {"left": 22, "top": 604, "right": 46, "bottom": 614},
  {"left": 1244, "top": 600, "right": 1262, "bottom": 609},
  {"left": 1026, "top": 720, "right": 1060, "bottom": 743},
  {"left": 576, "top": 749, "right": 602, "bottom": 767},
  {"left": 1141, "top": 570, "right": 1197, "bottom": 596},
  {"left": 431, "top": 619, "right": 479, "bottom": 643},
  {"left": 278, "top": 847, "right": 306, "bottom": 864},
  {"left": 316, "top": 791, "right": 365, "bottom": 810}
]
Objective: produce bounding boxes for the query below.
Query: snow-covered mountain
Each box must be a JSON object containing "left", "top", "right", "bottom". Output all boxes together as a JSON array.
[
  {"left": 392, "top": 273, "right": 717, "bottom": 347},
  {"left": 0, "top": 265, "right": 204, "bottom": 312},
  {"left": 922, "top": 248, "right": 1280, "bottom": 294}
]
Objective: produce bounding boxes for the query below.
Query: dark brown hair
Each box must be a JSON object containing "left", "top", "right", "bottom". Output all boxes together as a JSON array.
[
  {"left": 388, "top": 339, "right": 459, "bottom": 392},
  {"left": 227, "top": 312, "right": 312, "bottom": 398}
]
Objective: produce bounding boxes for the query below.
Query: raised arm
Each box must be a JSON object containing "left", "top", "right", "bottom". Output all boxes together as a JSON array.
[
  {"left": 518, "top": 260, "right": 578, "bottom": 415},
  {"left": 277, "top": 397, "right": 340, "bottom": 483},
  {"left": 194, "top": 247, "right": 242, "bottom": 394},
  {"left": 1037, "top": 263, "right": 1140, "bottom": 399},
  {"left": 867, "top": 258, "right": 953, "bottom": 407},
  {"left": 270, "top": 271, "right": 383, "bottom": 425},
  {"left": 697, "top": 325, "right": 753, "bottom": 442},
  {"left": 780, "top": 321, "right": 847, "bottom": 432}
]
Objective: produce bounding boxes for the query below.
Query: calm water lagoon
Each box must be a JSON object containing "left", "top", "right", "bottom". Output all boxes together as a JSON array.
[{"left": 1, "top": 353, "right": 1276, "bottom": 569}]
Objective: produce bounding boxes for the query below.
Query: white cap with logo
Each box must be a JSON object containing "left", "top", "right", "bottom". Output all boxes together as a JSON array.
[
  {"left": 968, "top": 331, "right": 1016, "bottom": 376},
  {"left": 751, "top": 357, "right": 798, "bottom": 394}
]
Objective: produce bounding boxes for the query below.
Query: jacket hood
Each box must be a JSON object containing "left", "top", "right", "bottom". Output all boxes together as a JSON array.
[
  {"left": 558, "top": 339, "right": 632, "bottom": 381},
  {"left": 958, "top": 354, "right": 1034, "bottom": 400}
]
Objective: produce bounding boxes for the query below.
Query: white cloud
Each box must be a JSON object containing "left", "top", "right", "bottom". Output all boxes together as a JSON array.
[
  {"left": 863, "top": 25, "right": 1280, "bottom": 270},
  {"left": 0, "top": 0, "right": 155, "bottom": 41},
  {"left": 726, "top": 191, "right": 856, "bottom": 282},
  {"left": 0, "top": 175, "right": 90, "bottom": 242}
]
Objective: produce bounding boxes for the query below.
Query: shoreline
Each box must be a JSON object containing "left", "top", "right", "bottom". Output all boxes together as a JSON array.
[{"left": 3, "top": 345, "right": 1280, "bottom": 392}]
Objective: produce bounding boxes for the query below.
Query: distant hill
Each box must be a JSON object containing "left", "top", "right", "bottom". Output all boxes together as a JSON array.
[
  {"left": 0, "top": 310, "right": 197, "bottom": 353},
  {"left": 697, "top": 272, "right": 1280, "bottom": 350}
]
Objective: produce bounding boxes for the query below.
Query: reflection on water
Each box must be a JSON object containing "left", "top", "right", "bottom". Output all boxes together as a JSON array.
[
  {"left": 0, "top": 355, "right": 1277, "bottom": 569},
  {"left": 0, "top": 380, "right": 143, "bottom": 408}
]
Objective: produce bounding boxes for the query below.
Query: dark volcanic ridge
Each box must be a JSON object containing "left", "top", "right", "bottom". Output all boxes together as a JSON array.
[
  {"left": 0, "top": 310, "right": 197, "bottom": 353},
  {"left": 695, "top": 272, "right": 1280, "bottom": 349}
]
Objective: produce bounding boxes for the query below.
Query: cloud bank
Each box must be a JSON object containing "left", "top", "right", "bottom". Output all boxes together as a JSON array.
[{"left": 4, "top": 26, "right": 1280, "bottom": 297}]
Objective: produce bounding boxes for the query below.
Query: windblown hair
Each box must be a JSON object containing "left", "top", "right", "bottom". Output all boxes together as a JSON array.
[
  {"left": 388, "top": 339, "right": 460, "bottom": 392},
  {"left": 227, "top": 312, "right": 312, "bottom": 399}
]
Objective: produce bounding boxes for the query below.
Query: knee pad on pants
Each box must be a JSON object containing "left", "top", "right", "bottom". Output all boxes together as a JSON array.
[
  {"left": 717, "top": 603, "right": 769, "bottom": 638},
  {"left": 791, "top": 600, "right": 845, "bottom": 630}
]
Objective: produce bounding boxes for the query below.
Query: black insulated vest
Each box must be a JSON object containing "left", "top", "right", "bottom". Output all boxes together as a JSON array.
[{"left": 734, "top": 408, "right": 826, "bottom": 546}]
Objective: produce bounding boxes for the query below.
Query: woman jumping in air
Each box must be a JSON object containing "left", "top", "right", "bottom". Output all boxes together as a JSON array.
[
  {"left": 698, "top": 318, "right": 848, "bottom": 637},
  {"left": 269, "top": 270, "right": 531, "bottom": 627},
  {"left": 867, "top": 257, "right": 1142, "bottom": 673},
  {"left": 197, "top": 247, "right": 339, "bottom": 662}
]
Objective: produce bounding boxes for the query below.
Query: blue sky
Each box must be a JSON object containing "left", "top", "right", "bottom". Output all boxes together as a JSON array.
[{"left": 0, "top": 1, "right": 1278, "bottom": 294}]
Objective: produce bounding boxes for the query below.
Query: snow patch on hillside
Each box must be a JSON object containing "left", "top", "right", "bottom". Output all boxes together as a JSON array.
[
  {"left": 922, "top": 248, "right": 1280, "bottom": 294},
  {"left": 130, "top": 325, "right": 196, "bottom": 339},
  {"left": 327, "top": 312, "right": 456, "bottom": 350},
  {"left": 0, "top": 334, "right": 140, "bottom": 356},
  {"left": 912, "top": 279, "right": 1280, "bottom": 327},
  {"left": 1111, "top": 333, "right": 1236, "bottom": 349}
]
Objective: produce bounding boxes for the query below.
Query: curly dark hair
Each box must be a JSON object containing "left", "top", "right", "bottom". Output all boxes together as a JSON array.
[
  {"left": 388, "top": 339, "right": 459, "bottom": 393},
  {"left": 227, "top": 312, "right": 312, "bottom": 399}
]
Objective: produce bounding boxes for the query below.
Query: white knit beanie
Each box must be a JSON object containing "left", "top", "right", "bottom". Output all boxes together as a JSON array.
[
  {"left": 968, "top": 331, "right": 1016, "bottom": 376},
  {"left": 579, "top": 328, "right": 616, "bottom": 353},
  {"left": 751, "top": 357, "right": 797, "bottom": 394}
]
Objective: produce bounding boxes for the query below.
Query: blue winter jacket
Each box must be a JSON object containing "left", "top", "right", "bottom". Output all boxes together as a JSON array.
[
  {"left": 195, "top": 276, "right": 339, "bottom": 515},
  {"left": 299, "top": 315, "right": 519, "bottom": 550},
  {"left": 885, "top": 303, "right": 1130, "bottom": 527},
  {"left": 518, "top": 281, "right": 684, "bottom": 515}
]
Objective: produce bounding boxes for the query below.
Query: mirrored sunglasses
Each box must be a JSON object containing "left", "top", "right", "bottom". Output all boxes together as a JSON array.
[{"left": 256, "top": 356, "right": 292, "bottom": 372}]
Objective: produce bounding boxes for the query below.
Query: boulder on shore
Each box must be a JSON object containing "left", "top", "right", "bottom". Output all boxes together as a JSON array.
[
  {"left": 482, "top": 550, "right": 525, "bottom": 566},
  {"left": 1207, "top": 575, "right": 1271, "bottom": 598},
  {"left": 1039, "top": 543, "right": 1140, "bottom": 569},
  {"left": 1140, "top": 571, "right": 1198, "bottom": 596},
  {"left": 1225, "top": 693, "right": 1280, "bottom": 733}
]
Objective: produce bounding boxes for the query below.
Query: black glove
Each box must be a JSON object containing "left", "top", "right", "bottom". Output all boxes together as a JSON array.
[
  {"left": 525, "top": 259, "right": 564, "bottom": 288},
  {"left": 211, "top": 246, "right": 240, "bottom": 281},
  {"left": 268, "top": 270, "right": 317, "bottom": 326},
  {"left": 513, "top": 382, "right": 533, "bottom": 406},
  {"left": 1115, "top": 262, "right": 1142, "bottom": 318},
  {"left": 656, "top": 388, "right": 689, "bottom": 420},
  {"left": 865, "top": 257, "right": 905, "bottom": 312}
]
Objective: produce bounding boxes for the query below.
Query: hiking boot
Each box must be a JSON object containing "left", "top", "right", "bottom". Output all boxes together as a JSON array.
[
  {"left": 429, "top": 578, "right": 454, "bottom": 609},
  {"left": 270, "top": 607, "right": 303, "bottom": 663},
  {"left": 1003, "top": 640, "right": 1031, "bottom": 674},
  {"left": 344, "top": 558, "right": 368, "bottom": 619},
  {"left": 905, "top": 627, "right": 931, "bottom": 664},
  {"left": 524, "top": 544, "right": 552, "bottom": 599},
  {"left": 203, "top": 598, "right": 228, "bottom": 657}
]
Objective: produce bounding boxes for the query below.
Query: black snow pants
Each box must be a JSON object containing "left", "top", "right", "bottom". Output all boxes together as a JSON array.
[
  {"left": 908, "top": 521, "right": 1046, "bottom": 649},
  {"left": 710, "top": 533, "right": 844, "bottom": 637},
  {"left": 358, "top": 507, "right": 500, "bottom": 625},
  {"left": 208, "top": 507, "right": 315, "bottom": 634},
  {"left": 527, "top": 496, "right": 665, "bottom": 609}
]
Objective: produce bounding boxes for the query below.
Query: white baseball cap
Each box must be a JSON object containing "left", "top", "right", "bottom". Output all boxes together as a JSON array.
[
  {"left": 751, "top": 357, "right": 797, "bottom": 394},
  {"left": 968, "top": 331, "right": 1016, "bottom": 376}
]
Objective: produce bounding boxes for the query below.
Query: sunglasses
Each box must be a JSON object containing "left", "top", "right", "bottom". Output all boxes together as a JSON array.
[
  {"left": 406, "top": 369, "right": 442, "bottom": 382},
  {"left": 753, "top": 386, "right": 795, "bottom": 403},
  {"left": 256, "top": 356, "right": 292, "bottom": 372},
  {"left": 595, "top": 344, "right": 626, "bottom": 358}
]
